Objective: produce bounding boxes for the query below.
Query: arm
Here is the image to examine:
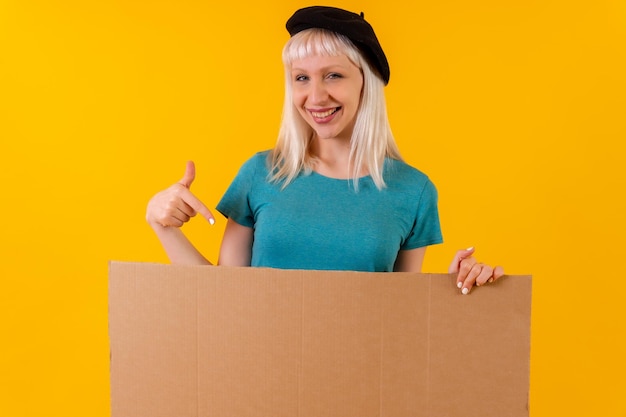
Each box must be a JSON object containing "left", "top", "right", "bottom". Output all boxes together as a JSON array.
[
  {"left": 150, "top": 225, "right": 212, "bottom": 265},
  {"left": 393, "top": 247, "right": 427, "bottom": 272},
  {"left": 218, "top": 218, "right": 253, "bottom": 266},
  {"left": 146, "top": 161, "right": 216, "bottom": 265}
]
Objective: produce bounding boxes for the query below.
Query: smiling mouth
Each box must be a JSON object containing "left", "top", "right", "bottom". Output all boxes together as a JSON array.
[{"left": 310, "top": 107, "right": 341, "bottom": 118}]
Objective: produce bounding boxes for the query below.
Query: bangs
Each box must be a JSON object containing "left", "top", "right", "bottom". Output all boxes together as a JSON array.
[{"left": 282, "top": 28, "right": 361, "bottom": 67}]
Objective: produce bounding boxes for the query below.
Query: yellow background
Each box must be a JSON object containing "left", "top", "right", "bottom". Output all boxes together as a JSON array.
[{"left": 1, "top": 0, "right": 625, "bottom": 415}]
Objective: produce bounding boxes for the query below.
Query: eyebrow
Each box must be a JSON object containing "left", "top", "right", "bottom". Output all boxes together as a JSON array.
[{"left": 290, "top": 64, "right": 351, "bottom": 73}]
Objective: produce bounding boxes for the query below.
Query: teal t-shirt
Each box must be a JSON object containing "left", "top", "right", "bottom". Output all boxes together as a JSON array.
[{"left": 216, "top": 151, "right": 443, "bottom": 272}]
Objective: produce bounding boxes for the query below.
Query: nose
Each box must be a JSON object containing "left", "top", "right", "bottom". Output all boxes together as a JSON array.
[{"left": 308, "top": 79, "right": 329, "bottom": 104}]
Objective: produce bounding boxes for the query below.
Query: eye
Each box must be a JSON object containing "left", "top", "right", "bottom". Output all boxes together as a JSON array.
[
  {"left": 327, "top": 72, "right": 343, "bottom": 79},
  {"left": 294, "top": 74, "right": 309, "bottom": 82}
]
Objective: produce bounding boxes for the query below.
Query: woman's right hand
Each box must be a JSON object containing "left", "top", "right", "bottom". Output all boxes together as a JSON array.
[{"left": 146, "top": 161, "right": 216, "bottom": 228}]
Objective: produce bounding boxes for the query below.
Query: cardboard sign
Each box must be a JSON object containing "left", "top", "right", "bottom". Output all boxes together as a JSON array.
[{"left": 108, "top": 262, "right": 531, "bottom": 417}]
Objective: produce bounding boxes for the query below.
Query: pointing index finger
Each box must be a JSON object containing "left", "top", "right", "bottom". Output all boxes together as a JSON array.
[
  {"left": 176, "top": 161, "right": 215, "bottom": 225},
  {"left": 179, "top": 187, "right": 215, "bottom": 225}
]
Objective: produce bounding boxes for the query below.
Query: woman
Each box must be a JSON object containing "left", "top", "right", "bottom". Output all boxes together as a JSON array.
[{"left": 145, "top": 6, "right": 504, "bottom": 294}]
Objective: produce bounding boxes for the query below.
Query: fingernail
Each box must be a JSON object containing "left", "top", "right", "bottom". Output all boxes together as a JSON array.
[
  {"left": 488, "top": 277, "right": 494, "bottom": 283},
  {"left": 466, "top": 246, "right": 474, "bottom": 251},
  {"left": 209, "top": 218, "right": 215, "bottom": 225},
  {"left": 462, "top": 287, "right": 469, "bottom": 295},
  {"left": 457, "top": 282, "right": 463, "bottom": 289}
]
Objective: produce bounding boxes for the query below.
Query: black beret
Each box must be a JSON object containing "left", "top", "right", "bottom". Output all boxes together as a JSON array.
[{"left": 286, "top": 6, "right": 390, "bottom": 85}]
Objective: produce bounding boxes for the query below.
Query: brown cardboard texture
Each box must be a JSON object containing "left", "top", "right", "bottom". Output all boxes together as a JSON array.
[{"left": 108, "top": 261, "right": 532, "bottom": 417}]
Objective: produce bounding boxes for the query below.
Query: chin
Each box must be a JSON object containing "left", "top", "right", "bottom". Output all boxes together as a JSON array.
[{"left": 314, "top": 127, "right": 348, "bottom": 141}]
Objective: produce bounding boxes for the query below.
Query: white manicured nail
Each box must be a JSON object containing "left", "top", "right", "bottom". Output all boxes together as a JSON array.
[
  {"left": 462, "top": 287, "right": 469, "bottom": 295},
  {"left": 209, "top": 218, "right": 215, "bottom": 225},
  {"left": 457, "top": 282, "right": 463, "bottom": 289}
]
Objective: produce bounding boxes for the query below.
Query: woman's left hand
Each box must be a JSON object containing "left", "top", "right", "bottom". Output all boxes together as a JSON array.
[{"left": 448, "top": 247, "right": 504, "bottom": 295}]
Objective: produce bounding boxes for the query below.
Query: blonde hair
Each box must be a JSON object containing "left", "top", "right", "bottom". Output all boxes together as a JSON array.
[{"left": 269, "top": 28, "right": 402, "bottom": 190}]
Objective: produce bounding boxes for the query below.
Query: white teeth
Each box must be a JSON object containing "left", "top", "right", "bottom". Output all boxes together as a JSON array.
[{"left": 311, "top": 108, "right": 336, "bottom": 118}]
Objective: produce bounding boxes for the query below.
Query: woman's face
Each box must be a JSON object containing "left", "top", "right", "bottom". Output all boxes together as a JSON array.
[{"left": 290, "top": 54, "right": 363, "bottom": 141}]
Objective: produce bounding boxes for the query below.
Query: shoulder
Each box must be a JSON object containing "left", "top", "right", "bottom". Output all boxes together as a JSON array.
[
  {"left": 237, "top": 150, "right": 272, "bottom": 175},
  {"left": 243, "top": 150, "right": 271, "bottom": 167},
  {"left": 383, "top": 158, "right": 435, "bottom": 188}
]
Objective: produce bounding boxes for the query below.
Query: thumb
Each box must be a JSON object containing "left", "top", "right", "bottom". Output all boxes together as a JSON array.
[
  {"left": 179, "top": 160, "right": 196, "bottom": 189},
  {"left": 448, "top": 246, "right": 476, "bottom": 273}
]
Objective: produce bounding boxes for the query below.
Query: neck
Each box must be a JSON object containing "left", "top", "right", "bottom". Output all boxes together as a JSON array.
[{"left": 309, "top": 136, "right": 368, "bottom": 179}]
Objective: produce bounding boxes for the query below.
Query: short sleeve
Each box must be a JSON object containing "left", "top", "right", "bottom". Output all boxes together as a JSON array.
[
  {"left": 401, "top": 178, "right": 443, "bottom": 250},
  {"left": 215, "top": 154, "right": 262, "bottom": 228}
]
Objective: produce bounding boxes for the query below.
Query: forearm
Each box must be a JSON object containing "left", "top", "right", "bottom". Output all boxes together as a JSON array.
[{"left": 151, "top": 224, "right": 212, "bottom": 265}]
